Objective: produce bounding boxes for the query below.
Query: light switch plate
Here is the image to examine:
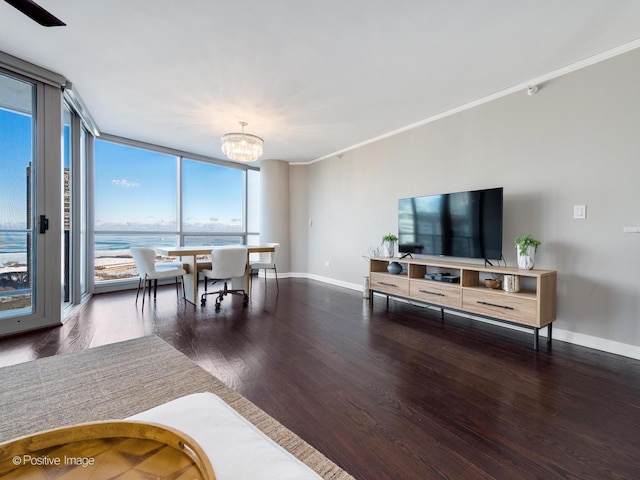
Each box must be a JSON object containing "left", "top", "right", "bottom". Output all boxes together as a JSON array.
[
  {"left": 573, "top": 205, "right": 586, "bottom": 219},
  {"left": 623, "top": 226, "right": 640, "bottom": 233}
]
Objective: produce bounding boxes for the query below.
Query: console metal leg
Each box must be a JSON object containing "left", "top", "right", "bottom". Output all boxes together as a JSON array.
[
  {"left": 533, "top": 327, "right": 539, "bottom": 350},
  {"left": 440, "top": 307, "right": 444, "bottom": 322},
  {"left": 547, "top": 323, "right": 553, "bottom": 344},
  {"left": 386, "top": 295, "right": 389, "bottom": 309}
]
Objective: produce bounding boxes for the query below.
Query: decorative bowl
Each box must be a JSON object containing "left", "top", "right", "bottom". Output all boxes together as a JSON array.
[{"left": 484, "top": 279, "right": 502, "bottom": 289}]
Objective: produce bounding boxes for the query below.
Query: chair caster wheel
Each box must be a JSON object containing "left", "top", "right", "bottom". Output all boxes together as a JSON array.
[
  {"left": 201, "top": 299, "right": 206, "bottom": 306},
  {"left": 215, "top": 303, "right": 221, "bottom": 311}
]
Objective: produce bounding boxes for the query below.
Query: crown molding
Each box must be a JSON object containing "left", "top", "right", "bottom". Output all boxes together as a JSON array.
[{"left": 290, "top": 38, "right": 640, "bottom": 166}]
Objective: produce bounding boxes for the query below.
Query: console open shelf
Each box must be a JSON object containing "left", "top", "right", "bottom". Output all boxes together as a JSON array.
[{"left": 368, "top": 257, "right": 557, "bottom": 350}]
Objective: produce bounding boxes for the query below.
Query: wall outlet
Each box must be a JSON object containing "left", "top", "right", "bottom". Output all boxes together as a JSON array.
[
  {"left": 623, "top": 226, "right": 640, "bottom": 233},
  {"left": 325, "top": 261, "right": 331, "bottom": 267},
  {"left": 573, "top": 205, "right": 586, "bottom": 219}
]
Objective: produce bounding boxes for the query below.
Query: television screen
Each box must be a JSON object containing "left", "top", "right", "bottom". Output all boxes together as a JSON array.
[{"left": 398, "top": 187, "right": 503, "bottom": 260}]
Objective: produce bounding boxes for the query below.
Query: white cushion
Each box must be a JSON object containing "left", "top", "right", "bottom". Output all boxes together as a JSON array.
[
  {"left": 128, "top": 392, "right": 321, "bottom": 480},
  {"left": 156, "top": 261, "right": 184, "bottom": 270}
]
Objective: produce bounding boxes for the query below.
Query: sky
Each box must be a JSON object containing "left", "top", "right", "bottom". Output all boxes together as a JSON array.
[
  {"left": 94, "top": 140, "right": 244, "bottom": 231},
  {"left": 0, "top": 108, "right": 31, "bottom": 230}
]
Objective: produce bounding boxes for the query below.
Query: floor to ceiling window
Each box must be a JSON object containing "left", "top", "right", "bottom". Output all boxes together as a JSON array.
[
  {"left": 0, "top": 73, "right": 35, "bottom": 317},
  {"left": 94, "top": 138, "right": 260, "bottom": 286},
  {"left": 62, "top": 100, "right": 92, "bottom": 313},
  {"left": 79, "top": 126, "right": 89, "bottom": 298},
  {"left": 182, "top": 158, "right": 244, "bottom": 247},
  {"left": 63, "top": 107, "right": 72, "bottom": 304},
  {"left": 94, "top": 140, "right": 178, "bottom": 282}
]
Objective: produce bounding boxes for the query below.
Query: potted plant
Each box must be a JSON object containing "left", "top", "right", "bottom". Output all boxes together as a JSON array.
[
  {"left": 514, "top": 234, "right": 541, "bottom": 270},
  {"left": 381, "top": 233, "right": 398, "bottom": 258}
]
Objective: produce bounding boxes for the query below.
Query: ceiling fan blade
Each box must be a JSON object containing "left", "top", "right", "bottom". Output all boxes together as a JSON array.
[{"left": 4, "top": 0, "right": 66, "bottom": 26}]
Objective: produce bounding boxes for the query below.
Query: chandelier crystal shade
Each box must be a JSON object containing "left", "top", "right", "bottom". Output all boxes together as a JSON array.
[{"left": 221, "top": 121, "right": 264, "bottom": 162}]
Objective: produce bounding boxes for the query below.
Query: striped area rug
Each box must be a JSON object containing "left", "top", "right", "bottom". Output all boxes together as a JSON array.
[{"left": 0, "top": 335, "right": 355, "bottom": 480}]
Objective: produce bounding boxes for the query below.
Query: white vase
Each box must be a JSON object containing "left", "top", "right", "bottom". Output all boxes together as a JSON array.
[
  {"left": 382, "top": 241, "right": 395, "bottom": 258},
  {"left": 516, "top": 245, "right": 536, "bottom": 270}
]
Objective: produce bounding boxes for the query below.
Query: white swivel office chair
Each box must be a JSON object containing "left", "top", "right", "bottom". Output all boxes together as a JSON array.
[
  {"left": 200, "top": 246, "right": 249, "bottom": 310},
  {"left": 250, "top": 243, "right": 280, "bottom": 293},
  {"left": 130, "top": 247, "right": 186, "bottom": 309}
]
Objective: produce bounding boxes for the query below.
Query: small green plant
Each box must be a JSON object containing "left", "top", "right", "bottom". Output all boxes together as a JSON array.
[
  {"left": 381, "top": 233, "right": 398, "bottom": 245},
  {"left": 514, "top": 234, "right": 541, "bottom": 256}
]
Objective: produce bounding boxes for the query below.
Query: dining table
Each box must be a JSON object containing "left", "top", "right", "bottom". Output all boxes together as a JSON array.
[{"left": 155, "top": 245, "right": 275, "bottom": 305}]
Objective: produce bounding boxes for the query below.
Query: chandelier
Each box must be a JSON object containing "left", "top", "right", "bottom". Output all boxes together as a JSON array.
[{"left": 221, "top": 121, "right": 264, "bottom": 162}]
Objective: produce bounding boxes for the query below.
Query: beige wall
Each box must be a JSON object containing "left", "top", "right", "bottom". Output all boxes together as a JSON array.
[
  {"left": 260, "top": 160, "right": 290, "bottom": 273},
  {"left": 289, "top": 47, "right": 640, "bottom": 352},
  {"left": 289, "top": 165, "right": 309, "bottom": 274}
]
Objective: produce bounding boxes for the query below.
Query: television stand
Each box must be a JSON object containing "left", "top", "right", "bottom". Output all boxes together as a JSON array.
[{"left": 368, "top": 257, "right": 557, "bottom": 350}]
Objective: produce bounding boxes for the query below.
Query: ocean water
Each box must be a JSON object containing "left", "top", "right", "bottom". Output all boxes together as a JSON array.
[
  {"left": 1, "top": 236, "right": 187, "bottom": 253},
  {"left": 0, "top": 232, "right": 29, "bottom": 254},
  {"left": 95, "top": 234, "right": 179, "bottom": 251},
  {"left": 95, "top": 234, "right": 244, "bottom": 251},
  {"left": 1, "top": 233, "right": 245, "bottom": 258}
]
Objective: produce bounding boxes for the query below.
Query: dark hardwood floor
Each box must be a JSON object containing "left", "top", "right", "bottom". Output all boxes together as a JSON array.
[{"left": 1, "top": 277, "right": 639, "bottom": 479}]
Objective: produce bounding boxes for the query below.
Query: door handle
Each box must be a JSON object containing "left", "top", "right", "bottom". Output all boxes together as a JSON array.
[{"left": 39, "top": 215, "right": 49, "bottom": 234}]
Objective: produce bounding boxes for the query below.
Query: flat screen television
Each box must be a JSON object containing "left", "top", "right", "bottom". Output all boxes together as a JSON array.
[{"left": 398, "top": 187, "right": 503, "bottom": 260}]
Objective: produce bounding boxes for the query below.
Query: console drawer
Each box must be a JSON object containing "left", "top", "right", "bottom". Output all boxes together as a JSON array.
[
  {"left": 410, "top": 280, "right": 461, "bottom": 308},
  {"left": 463, "top": 290, "right": 537, "bottom": 326},
  {"left": 370, "top": 273, "right": 409, "bottom": 297}
]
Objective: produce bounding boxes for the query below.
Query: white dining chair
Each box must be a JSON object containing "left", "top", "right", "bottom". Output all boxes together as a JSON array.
[
  {"left": 130, "top": 247, "right": 186, "bottom": 309},
  {"left": 200, "top": 246, "right": 249, "bottom": 310},
  {"left": 144, "top": 253, "right": 185, "bottom": 293},
  {"left": 250, "top": 243, "right": 280, "bottom": 293}
]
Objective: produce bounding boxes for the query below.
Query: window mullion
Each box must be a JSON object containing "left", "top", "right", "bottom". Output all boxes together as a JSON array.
[{"left": 177, "top": 155, "right": 183, "bottom": 246}]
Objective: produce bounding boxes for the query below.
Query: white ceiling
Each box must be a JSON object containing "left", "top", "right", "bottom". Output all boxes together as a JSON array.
[{"left": 2, "top": 1, "right": 640, "bottom": 164}]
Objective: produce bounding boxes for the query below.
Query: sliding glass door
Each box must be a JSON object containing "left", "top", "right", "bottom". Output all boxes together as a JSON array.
[
  {"left": 0, "top": 68, "right": 63, "bottom": 335},
  {"left": 62, "top": 104, "right": 89, "bottom": 312},
  {"left": 63, "top": 106, "right": 72, "bottom": 305},
  {"left": 0, "top": 73, "right": 36, "bottom": 318}
]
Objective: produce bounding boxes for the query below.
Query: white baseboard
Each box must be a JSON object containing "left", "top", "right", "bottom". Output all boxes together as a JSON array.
[
  {"left": 549, "top": 328, "right": 640, "bottom": 360},
  {"left": 291, "top": 273, "right": 640, "bottom": 360},
  {"left": 305, "top": 273, "right": 363, "bottom": 292}
]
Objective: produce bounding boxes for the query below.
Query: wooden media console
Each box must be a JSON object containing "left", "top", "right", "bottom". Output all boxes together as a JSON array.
[{"left": 369, "top": 257, "right": 557, "bottom": 350}]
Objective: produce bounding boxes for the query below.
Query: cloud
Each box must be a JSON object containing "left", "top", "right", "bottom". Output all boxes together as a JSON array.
[{"left": 112, "top": 179, "right": 141, "bottom": 188}]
